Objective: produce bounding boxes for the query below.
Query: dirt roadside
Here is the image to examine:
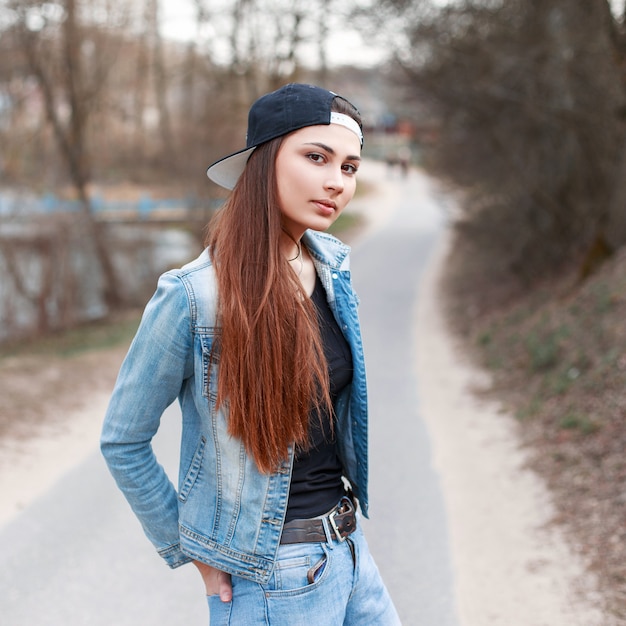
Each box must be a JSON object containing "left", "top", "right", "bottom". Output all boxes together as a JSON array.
[
  {"left": 0, "top": 345, "right": 128, "bottom": 526},
  {"left": 416, "top": 233, "right": 606, "bottom": 625}
]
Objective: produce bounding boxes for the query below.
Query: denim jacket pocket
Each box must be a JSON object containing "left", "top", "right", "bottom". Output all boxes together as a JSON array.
[
  {"left": 199, "top": 331, "right": 219, "bottom": 399},
  {"left": 179, "top": 435, "right": 207, "bottom": 502}
]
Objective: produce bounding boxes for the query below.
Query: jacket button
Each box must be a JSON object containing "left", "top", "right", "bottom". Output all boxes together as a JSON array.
[{"left": 332, "top": 273, "right": 338, "bottom": 279}]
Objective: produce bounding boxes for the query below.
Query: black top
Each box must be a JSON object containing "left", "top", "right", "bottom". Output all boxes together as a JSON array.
[{"left": 285, "top": 275, "right": 354, "bottom": 522}]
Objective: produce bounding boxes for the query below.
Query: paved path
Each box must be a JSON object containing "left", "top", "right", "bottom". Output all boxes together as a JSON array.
[
  {"left": 350, "top": 165, "right": 456, "bottom": 624},
  {"left": 0, "top": 162, "right": 455, "bottom": 624}
]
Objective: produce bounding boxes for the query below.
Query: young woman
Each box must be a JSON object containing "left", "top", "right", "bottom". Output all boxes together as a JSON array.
[{"left": 101, "top": 83, "right": 400, "bottom": 625}]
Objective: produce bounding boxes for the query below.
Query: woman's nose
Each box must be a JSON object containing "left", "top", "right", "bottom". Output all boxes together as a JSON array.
[{"left": 324, "top": 167, "right": 344, "bottom": 193}]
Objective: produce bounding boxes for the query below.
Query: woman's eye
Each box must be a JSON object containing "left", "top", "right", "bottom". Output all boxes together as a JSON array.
[
  {"left": 307, "top": 153, "right": 324, "bottom": 163},
  {"left": 343, "top": 163, "right": 358, "bottom": 175}
]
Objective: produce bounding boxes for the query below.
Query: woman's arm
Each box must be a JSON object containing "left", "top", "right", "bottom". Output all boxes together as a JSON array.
[{"left": 101, "top": 272, "right": 195, "bottom": 568}]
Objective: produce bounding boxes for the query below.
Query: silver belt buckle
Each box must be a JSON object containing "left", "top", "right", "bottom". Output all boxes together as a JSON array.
[
  {"left": 328, "top": 507, "right": 346, "bottom": 542},
  {"left": 328, "top": 498, "right": 353, "bottom": 542}
]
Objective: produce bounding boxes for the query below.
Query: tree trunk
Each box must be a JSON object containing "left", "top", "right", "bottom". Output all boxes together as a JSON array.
[
  {"left": 19, "top": 3, "right": 123, "bottom": 309},
  {"left": 605, "top": 135, "right": 626, "bottom": 249},
  {"left": 318, "top": 0, "right": 330, "bottom": 87},
  {"left": 149, "top": 0, "right": 177, "bottom": 165}
]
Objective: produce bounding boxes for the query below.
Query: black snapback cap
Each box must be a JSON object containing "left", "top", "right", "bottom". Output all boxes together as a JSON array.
[{"left": 206, "top": 83, "right": 362, "bottom": 190}]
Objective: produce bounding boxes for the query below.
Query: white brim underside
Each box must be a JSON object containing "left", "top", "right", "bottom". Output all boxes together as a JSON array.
[{"left": 206, "top": 147, "right": 256, "bottom": 190}]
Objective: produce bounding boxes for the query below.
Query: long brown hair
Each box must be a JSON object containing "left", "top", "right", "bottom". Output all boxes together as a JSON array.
[{"left": 206, "top": 96, "right": 362, "bottom": 473}]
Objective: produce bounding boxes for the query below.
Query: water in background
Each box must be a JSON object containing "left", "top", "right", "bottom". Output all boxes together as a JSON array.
[{"left": 0, "top": 196, "right": 203, "bottom": 342}]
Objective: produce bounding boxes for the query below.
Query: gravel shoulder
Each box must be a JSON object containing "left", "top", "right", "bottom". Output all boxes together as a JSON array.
[{"left": 416, "top": 232, "right": 605, "bottom": 625}]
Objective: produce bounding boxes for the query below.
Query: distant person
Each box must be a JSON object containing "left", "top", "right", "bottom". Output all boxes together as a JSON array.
[
  {"left": 385, "top": 150, "right": 397, "bottom": 173},
  {"left": 397, "top": 145, "right": 412, "bottom": 177},
  {"left": 101, "top": 83, "right": 400, "bottom": 625}
]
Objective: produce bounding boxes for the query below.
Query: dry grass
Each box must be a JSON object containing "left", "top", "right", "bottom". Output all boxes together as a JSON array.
[
  {"left": 0, "top": 313, "right": 140, "bottom": 441},
  {"left": 442, "top": 229, "right": 626, "bottom": 622}
]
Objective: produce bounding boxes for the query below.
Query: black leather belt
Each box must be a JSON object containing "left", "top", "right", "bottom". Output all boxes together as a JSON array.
[{"left": 280, "top": 496, "right": 357, "bottom": 545}]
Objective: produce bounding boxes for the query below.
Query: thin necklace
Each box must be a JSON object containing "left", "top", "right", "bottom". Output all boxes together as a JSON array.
[
  {"left": 288, "top": 243, "right": 303, "bottom": 276},
  {"left": 287, "top": 242, "right": 301, "bottom": 262}
]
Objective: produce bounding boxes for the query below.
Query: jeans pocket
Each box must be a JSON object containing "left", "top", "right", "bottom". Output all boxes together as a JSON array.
[
  {"left": 307, "top": 554, "right": 328, "bottom": 584},
  {"left": 265, "top": 543, "right": 331, "bottom": 596}
]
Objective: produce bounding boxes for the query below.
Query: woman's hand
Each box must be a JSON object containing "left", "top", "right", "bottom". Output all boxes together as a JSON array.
[{"left": 193, "top": 560, "right": 233, "bottom": 602}]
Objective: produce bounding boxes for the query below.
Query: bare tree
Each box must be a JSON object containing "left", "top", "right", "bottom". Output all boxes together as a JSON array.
[
  {"left": 0, "top": 0, "right": 379, "bottom": 341},
  {"left": 317, "top": 0, "right": 331, "bottom": 86},
  {"left": 370, "top": 0, "right": 626, "bottom": 285},
  {"left": 267, "top": 0, "right": 306, "bottom": 86},
  {"left": 132, "top": 0, "right": 152, "bottom": 158},
  {"left": 601, "top": 0, "right": 626, "bottom": 248},
  {"left": 10, "top": 0, "right": 124, "bottom": 308},
  {"left": 147, "top": 0, "right": 177, "bottom": 165}
]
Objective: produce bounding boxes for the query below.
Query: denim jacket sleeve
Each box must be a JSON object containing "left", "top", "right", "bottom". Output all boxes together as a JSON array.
[{"left": 101, "top": 272, "right": 195, "bottom": 568}]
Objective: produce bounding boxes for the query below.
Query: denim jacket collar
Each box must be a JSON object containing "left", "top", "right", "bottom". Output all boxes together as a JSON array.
[{"left": 303, "top": 230, "right": 350, "bottom": 271}]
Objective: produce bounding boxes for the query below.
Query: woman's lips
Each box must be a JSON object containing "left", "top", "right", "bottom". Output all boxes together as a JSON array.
[{"left": 312, "top": 200, "right": 336, "bottom": 216}]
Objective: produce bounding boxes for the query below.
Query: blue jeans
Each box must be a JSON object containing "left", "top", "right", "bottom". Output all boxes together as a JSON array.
[{"left": 207, "top": 525, "right": 401, "bottom": 625}]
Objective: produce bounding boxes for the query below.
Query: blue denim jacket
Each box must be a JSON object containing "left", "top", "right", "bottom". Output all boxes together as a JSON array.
[{"left": 101, "top": 230, "right": 369, "bottom": 584}]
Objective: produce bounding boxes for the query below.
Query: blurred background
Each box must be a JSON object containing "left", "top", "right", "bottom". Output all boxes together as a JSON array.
[
  {"left": 1, "top": 0, "right": 626, "bottom": 620},
  {"left": 1, "top": 0, "right": 625, "bottom": 339}
]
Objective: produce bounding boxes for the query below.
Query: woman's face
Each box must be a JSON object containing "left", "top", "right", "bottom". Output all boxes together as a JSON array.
[{"left": 275, "top": 122, "right": 361, "bottom": 240}]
